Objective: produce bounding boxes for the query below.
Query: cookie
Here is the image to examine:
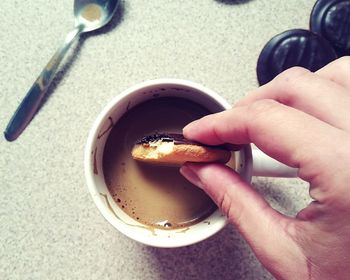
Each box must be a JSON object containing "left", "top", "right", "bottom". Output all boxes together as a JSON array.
[
  {"left": 310, "top": 0, "right": 350, "bottom": 56},
  {"left": 131, "top": 133, "right": 231, "bottom": 165}
]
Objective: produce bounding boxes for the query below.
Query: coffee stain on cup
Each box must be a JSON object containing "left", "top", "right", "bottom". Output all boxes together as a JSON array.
[
  {"left": 99, "top": 192, "right": 157, "bottom": 236},
  {"left": 176, "top": 227, "right": 190, "bottom": 234},
  {"left": 93, "top": 147, "right": 98, "bottom": 175},
  {"left": 97, "top": 117, "right": 114, "bottom": 139},
  {"left": 126, "top": 101, "right": 131, "bottom": 112}
]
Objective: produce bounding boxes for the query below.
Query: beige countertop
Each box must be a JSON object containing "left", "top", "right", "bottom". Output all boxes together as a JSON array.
[{"left": 1, "top": 0, "right": 313, "bottom": 279}]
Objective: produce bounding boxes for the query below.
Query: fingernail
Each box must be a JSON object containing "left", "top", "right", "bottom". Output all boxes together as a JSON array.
[
  {"left": 180, "top": 164, "right": 204, "bottom": 189},
  {"left": 182, "top": 126, "right": 190, "bottom": 137},
  {"left": 182, "top": 121, "right": 197, "bottom": 137}
]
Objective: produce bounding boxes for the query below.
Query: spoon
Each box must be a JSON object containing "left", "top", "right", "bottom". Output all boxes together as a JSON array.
[{"left": 4, "top": 0, "right": 120, "bottom": 142}]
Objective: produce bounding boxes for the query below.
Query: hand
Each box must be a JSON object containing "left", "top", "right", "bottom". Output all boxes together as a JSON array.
[{"left": 180, "top": 57, "right": 350, "bottom": 280}]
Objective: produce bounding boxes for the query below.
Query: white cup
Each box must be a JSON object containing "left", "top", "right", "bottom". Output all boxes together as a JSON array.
[{"left": 84, "top": 79, "right": 297, "bottom": 248}]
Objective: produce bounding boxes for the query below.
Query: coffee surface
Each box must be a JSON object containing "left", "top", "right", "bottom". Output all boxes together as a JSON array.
[{"left": 103, "top": 97, "right": 218, "bottom": 229}]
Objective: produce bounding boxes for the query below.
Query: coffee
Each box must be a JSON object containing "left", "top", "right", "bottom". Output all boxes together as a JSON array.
[{"left": 103, "top": 97, "right": 219, "bottom": 229}]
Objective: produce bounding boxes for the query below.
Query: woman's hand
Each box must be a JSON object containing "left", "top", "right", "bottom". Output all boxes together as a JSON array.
[{"left": 180, "top": 57, "right": 350, "bottom": 280}]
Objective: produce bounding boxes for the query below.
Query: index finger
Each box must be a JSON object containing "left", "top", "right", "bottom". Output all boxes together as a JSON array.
[
  {"left": 183, "top": 99, "right": 344, "bottom": 173},
  {"left": 235, "top": 67, "right": 350, "bottom": 132}
]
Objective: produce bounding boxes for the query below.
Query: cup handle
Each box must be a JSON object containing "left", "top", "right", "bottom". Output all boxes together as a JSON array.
[{"left": 252, "top": 148, "right": 298, "bottom": 178}]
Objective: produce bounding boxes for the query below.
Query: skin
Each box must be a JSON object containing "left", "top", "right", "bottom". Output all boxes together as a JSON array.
[{"left": 180, "top": 57, "right": 350, "bottom": 280}]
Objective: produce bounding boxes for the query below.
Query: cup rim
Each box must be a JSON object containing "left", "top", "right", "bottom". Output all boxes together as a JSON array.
[{"left": 84, "top": 78, "right": 251, "bottom": 247}]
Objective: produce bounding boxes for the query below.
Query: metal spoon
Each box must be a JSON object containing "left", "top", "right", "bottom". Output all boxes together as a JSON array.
[{"left": 4, "top": 0, "right": 120, "bottom": 141}]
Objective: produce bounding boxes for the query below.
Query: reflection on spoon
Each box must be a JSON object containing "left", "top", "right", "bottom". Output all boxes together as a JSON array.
[{"left": 81, "top": 4, "right": 102, "bottom": 22}]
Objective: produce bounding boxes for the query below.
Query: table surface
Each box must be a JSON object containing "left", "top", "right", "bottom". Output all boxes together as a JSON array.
[{"left": 1, "top": 0, "right": 314, "bottom": 279}]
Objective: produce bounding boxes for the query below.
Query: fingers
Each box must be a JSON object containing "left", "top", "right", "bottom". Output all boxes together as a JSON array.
[
  {"left": 180, "top": 163, "right": 280, "bottom": 234},
  {"left": 316, "top": 56, "right": 350, "bottom": 90},
  {"left": 235, "top": 66, "right": 350, "bottom": 131},
  {"left": 183, "top": 99, "right": 344, "bottom": 179},
  {"left": 180, "top": 163, "right": 306, "bottom": 278}
]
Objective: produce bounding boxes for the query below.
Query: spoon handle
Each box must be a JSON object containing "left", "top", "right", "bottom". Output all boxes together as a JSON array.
[{"left": 4, "top": 26, "right": 83, "bottom": 141}]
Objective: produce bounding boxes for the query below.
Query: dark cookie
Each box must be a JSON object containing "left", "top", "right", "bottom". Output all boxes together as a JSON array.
[
  {"left": 257, "top": 29, "right": 337, "bottom": 85},
  {"left": 310, "top": 0, "right": 350, "bottom": 56}
]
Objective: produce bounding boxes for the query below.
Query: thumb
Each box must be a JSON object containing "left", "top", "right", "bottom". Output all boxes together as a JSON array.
[
  {"left": 180, "top": 163, "right": 306, "bottom": 278},
  {"left": 180, "top": 163, "right": 285, "bottom": 236}
]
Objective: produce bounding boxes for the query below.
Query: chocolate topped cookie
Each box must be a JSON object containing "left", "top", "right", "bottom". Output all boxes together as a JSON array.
[
  {"left": 310, "top": 0, "right": 350, "bottom": 56},
  {"left": 257, "top": 29, "right": 337, "bottom": 85},
  {"left": 132, "top": 133, "right": 231, "bottom": 165}
]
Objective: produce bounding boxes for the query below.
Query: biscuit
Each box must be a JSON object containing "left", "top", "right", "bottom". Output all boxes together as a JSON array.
[{"left": 131, "top": 133, "right": 231, "bottom": 165}]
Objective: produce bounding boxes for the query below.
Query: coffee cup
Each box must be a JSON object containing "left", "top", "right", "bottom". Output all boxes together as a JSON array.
[{"left": 84, "top": 79, "right": 297, "bottom": 248}]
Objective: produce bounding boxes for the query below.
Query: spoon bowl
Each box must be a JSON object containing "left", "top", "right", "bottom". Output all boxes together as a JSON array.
[
  {"left": 4, "top": 0, "right": 120, "bottom": 141},
  {"left": 74, "top": 0, "right": 119, "bottom": 32}
]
